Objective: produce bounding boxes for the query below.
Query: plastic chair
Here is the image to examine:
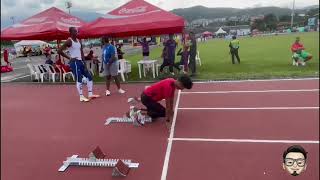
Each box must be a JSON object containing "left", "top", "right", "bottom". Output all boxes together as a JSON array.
[
  {"left": 62, "top": 66, "right": 75, "bottom": 82},
  {"left": 35, "top": 64, "right": 48, "bottom": 83},
  {"left": 45, "top": 64, "right": 58, "bottom": 82},
  {"left": 118, "top": 59, "right": 131, "bottom": 82},
  {"left": 27, "top": 64, "right": 39, "bottom": 81}
]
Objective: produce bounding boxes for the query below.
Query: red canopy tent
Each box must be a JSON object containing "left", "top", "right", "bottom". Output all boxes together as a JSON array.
[
  {"left": 79, "top": 0, "right": 185, "bottom": 38},
  {"left": 1, "top": 7, "right": 86, "bottom": 41},
  {"left": 202, "top": 31, "right": 214, "bottom": 36}
]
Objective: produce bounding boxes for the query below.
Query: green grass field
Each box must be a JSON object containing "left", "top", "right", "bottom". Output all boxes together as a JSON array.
[{"left": 94, "top": 32, "right": 319, "bottom": 82}]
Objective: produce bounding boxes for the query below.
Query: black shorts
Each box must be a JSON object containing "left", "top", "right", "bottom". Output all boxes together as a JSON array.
[
  {"left": 141, "top": 92, "right": 165, "bottom": 119},
  {"left": 143, "top": 52, "right": 150, "bottom": 57}
]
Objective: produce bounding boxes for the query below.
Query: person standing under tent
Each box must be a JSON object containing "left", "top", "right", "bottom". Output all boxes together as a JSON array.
[
  {"left": 58, "top": 27, "right": 100, "bottom": 102},
  {"left": 102, "top": 36, "right": 125, "bottom": 96},
  {"left": 137, "top": 37, "right": 152, "bottom": 60}
]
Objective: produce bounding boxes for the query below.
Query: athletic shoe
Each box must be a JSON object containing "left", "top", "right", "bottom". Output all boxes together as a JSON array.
[
  {"left": 128, "top": 97, "right": 140, "bottom": 106},
  {"left": 89, "top": 94, "right": 100, "bottom": 99},
  {"left": 105, "top": 90, "right": 111, "bottom": 96},
  {"left": 118, "top": 89, "right": 126, "bottom": 94},
  {"left": 80, "top": 95, "right": 90, "bottom": 102},
  {"left": 301, "top": 62, "right": 306, "bottom": 66}
]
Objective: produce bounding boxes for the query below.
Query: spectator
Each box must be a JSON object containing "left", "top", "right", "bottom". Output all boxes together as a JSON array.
[
  {"left": 159, "top": 34, "right": 180, "bottom": 75},
  {"left": 55, "top": 55, "right": 71, "bottom": 72},
  {"left": 116, "top": 43, "right": 125, "bottom": 60},
  {"left": 188, "top": 31, "right": 197, "bottom": 77},
  {"left": 102, "top": 36, "right": 125, "bottom": 96},
  {"left": 292, "top": 47, "right": 312, "bottom": 66},
  {"left": 45, "top": 54, "right": 54, "bottom": 65},
  {"left": 3, "top": 48, "right": 10, "bottom": 65},
  {"left": 137, "top": 37, "right": 152, "bottom": 60},
  {"left": 291, "top": 37, "right": 305, "bottom": 53},
  {"left": 175, "top": 44, "right": 190, "bottom": 74}
]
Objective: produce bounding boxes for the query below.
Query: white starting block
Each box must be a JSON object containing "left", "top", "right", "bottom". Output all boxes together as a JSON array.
[
  {"left": 105, "top": 116, "right": 152, "bottom": 125},
  {"left": 58, "top": 155, "right": 139, "bottom": 172}
]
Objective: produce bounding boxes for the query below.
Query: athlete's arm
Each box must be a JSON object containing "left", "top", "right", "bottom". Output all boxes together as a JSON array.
[{"left": 58, "top": 39, "right": 72, "bottom": 60}]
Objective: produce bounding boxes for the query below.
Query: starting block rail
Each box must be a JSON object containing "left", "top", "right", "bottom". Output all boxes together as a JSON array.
[
  {"left": 58, "top": 155, "right": 139, "bottom": 172},
  {"left": 105, "top": 116, "right": 152, "bottom": 125}
]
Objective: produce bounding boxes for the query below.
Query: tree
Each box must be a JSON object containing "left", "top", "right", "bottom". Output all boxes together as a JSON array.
[
  {"left": 279, "top": 15, "right": 291, "bottom": 22},
  {"left": 251, "top": 19, "right": 266, "bottom": 31},
  {"left": 264, "top": 13, "right": 278, "bottom": 31}
]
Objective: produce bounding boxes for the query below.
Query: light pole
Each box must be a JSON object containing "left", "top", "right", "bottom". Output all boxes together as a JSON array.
[
  {"left": 66, "top": 1, "right": 72, "bottom": 14},
  {"left": 290, "top": 0, "right": 296, "bottom": 28}
]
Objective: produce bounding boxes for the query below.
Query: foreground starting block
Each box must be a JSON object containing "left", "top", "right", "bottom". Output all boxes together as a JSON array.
[{"left": 59, "top": 146, "right": 139, "bottom": 177}]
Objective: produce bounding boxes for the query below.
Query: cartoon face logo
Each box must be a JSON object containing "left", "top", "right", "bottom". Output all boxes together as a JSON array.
[{"left": 282, "top": 145, "right": 307, "bottom": 176}]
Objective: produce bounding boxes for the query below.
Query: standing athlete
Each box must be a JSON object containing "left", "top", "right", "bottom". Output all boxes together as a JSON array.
[{"left": 58, "top": 27, "right": 100, "bottom": 102}]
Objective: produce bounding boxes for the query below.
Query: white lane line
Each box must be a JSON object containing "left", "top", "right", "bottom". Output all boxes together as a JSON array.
[
  {"left": 170, "top": 138, "right": 319, "bottom": 144},
  {"left": 160, "top": 90, "right": 181, "bottom": 180},
  {"left": 178, "top": 107, "right": 319, "bottom": 110},
  {"left": 194, "top": 78, "right": 319, "bottom": 83},
  {"left": 181, "top": 89, "right": 319, "bottom": 94},
  {"left": 1, "top": 75, "right": 31, "bottom": 82}
]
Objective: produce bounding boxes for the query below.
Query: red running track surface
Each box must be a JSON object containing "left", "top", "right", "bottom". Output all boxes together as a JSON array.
[{"left": 1, "top": 79, "right": 319, "bottom": 180}]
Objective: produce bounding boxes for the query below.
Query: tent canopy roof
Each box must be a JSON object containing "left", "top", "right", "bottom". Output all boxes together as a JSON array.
[
  {"left": 14, "top": 40, "right": 48, "bottom": 47},
  {"left": 216, "top": 27, "right": 227, "bottom": 34},
  {"left": 1, "top": 7, "right": 86, "bottom": 41},
  {"left": 79, "top": 0, "right": 185, "bottom": 38}
]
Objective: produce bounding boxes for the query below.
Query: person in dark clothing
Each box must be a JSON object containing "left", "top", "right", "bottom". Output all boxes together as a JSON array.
[
  {"left": 229, "top": 35, "right": 241, "bottom": 64},
  {"left": 159, "top": 34, "right": 180, "bottom": 75},
  {"left": 137, "top": 37, "right": 152, "bottom": 60},
  {"left": 188, "top": 32, "right": 197, "bottom": 76},
  {"left": 175, "top": 44, "right": 190, "bottom": 74},
  {"left": 116, "top": 43, "right": 125, "bottom": 59}
]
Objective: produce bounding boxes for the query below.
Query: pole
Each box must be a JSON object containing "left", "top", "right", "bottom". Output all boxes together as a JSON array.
[{"left": 291, "top": 0, "right": 295, "bottom": 28}]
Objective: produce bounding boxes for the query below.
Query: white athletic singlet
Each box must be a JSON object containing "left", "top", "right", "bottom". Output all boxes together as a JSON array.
[{"left": 68, "top": 38, "right": 82, "bottom": 60}]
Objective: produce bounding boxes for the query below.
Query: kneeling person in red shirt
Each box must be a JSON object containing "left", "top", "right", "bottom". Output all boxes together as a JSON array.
[{"left": 130, "top": 75, "right": 193, "bottom": 124}]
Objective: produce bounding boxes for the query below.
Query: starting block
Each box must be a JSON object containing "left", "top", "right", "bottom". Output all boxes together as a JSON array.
[
  {"left": 58, "top": 155, "right": 139, "bottom": 172},
  {"left": 105, "top": 106, "right": 152, "bottom": 126},
  {"left": 58, "top": 146, "right": 139, "bottom": 177},
  {"left": 105, "top": 116, "right": 152, "bottom": 125}
]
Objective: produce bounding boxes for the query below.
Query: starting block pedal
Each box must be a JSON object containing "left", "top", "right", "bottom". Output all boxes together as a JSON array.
[{"left": 112, "top": 160, "right": 131, "bottom": 177}]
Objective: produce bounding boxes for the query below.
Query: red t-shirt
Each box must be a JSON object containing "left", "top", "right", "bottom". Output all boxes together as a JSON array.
[
  {"left": 144, "top": 78, "right": 176, "bottom": 102},
  {"left": 291, "top": 42, "right": 304, "bottom": 52},
  {"left": 3, "top": 49, "right": 9, "bottom": 63}
]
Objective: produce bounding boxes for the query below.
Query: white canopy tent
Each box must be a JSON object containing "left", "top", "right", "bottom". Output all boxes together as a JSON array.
[
  {"left": 216, "top": 27, "right": 227, "bottom": 34},
  {"left": 14, "top": 40, "right": 48, "bottom": 57}
]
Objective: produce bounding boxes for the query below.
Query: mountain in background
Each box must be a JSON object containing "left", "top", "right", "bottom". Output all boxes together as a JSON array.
[
  {"left": 170, "top": 6, "right": 313, "bottom": 22},
  {"left": 1, "top": 5, "right": 318, "bottom": 30}
]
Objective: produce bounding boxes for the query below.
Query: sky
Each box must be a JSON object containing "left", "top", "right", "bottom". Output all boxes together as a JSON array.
[{"left": 1, "top": 0, "right": 319, "bottom": 26}]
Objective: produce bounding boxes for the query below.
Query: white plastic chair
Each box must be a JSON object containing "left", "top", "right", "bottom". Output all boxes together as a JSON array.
[
  {"left": 55, "top": 65, "right": 63, "bottom": 82},
  {"left": 62, "top": 66, "right": 75, "bottom": 82},
  {"left": 27, "top": 64, "right": 39, "bottom": 81},
  {"left": 118, "top": 59, "right": 131, "bottom": 82},
  {"left": 196, "top": 51, "right": 202, "bottom": 66},
  {"left": 35, "top": 64, "right": 49, "bottom": 83},
  {"left": 45, "top": 64, "right": 58, "bottom": 82}
]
